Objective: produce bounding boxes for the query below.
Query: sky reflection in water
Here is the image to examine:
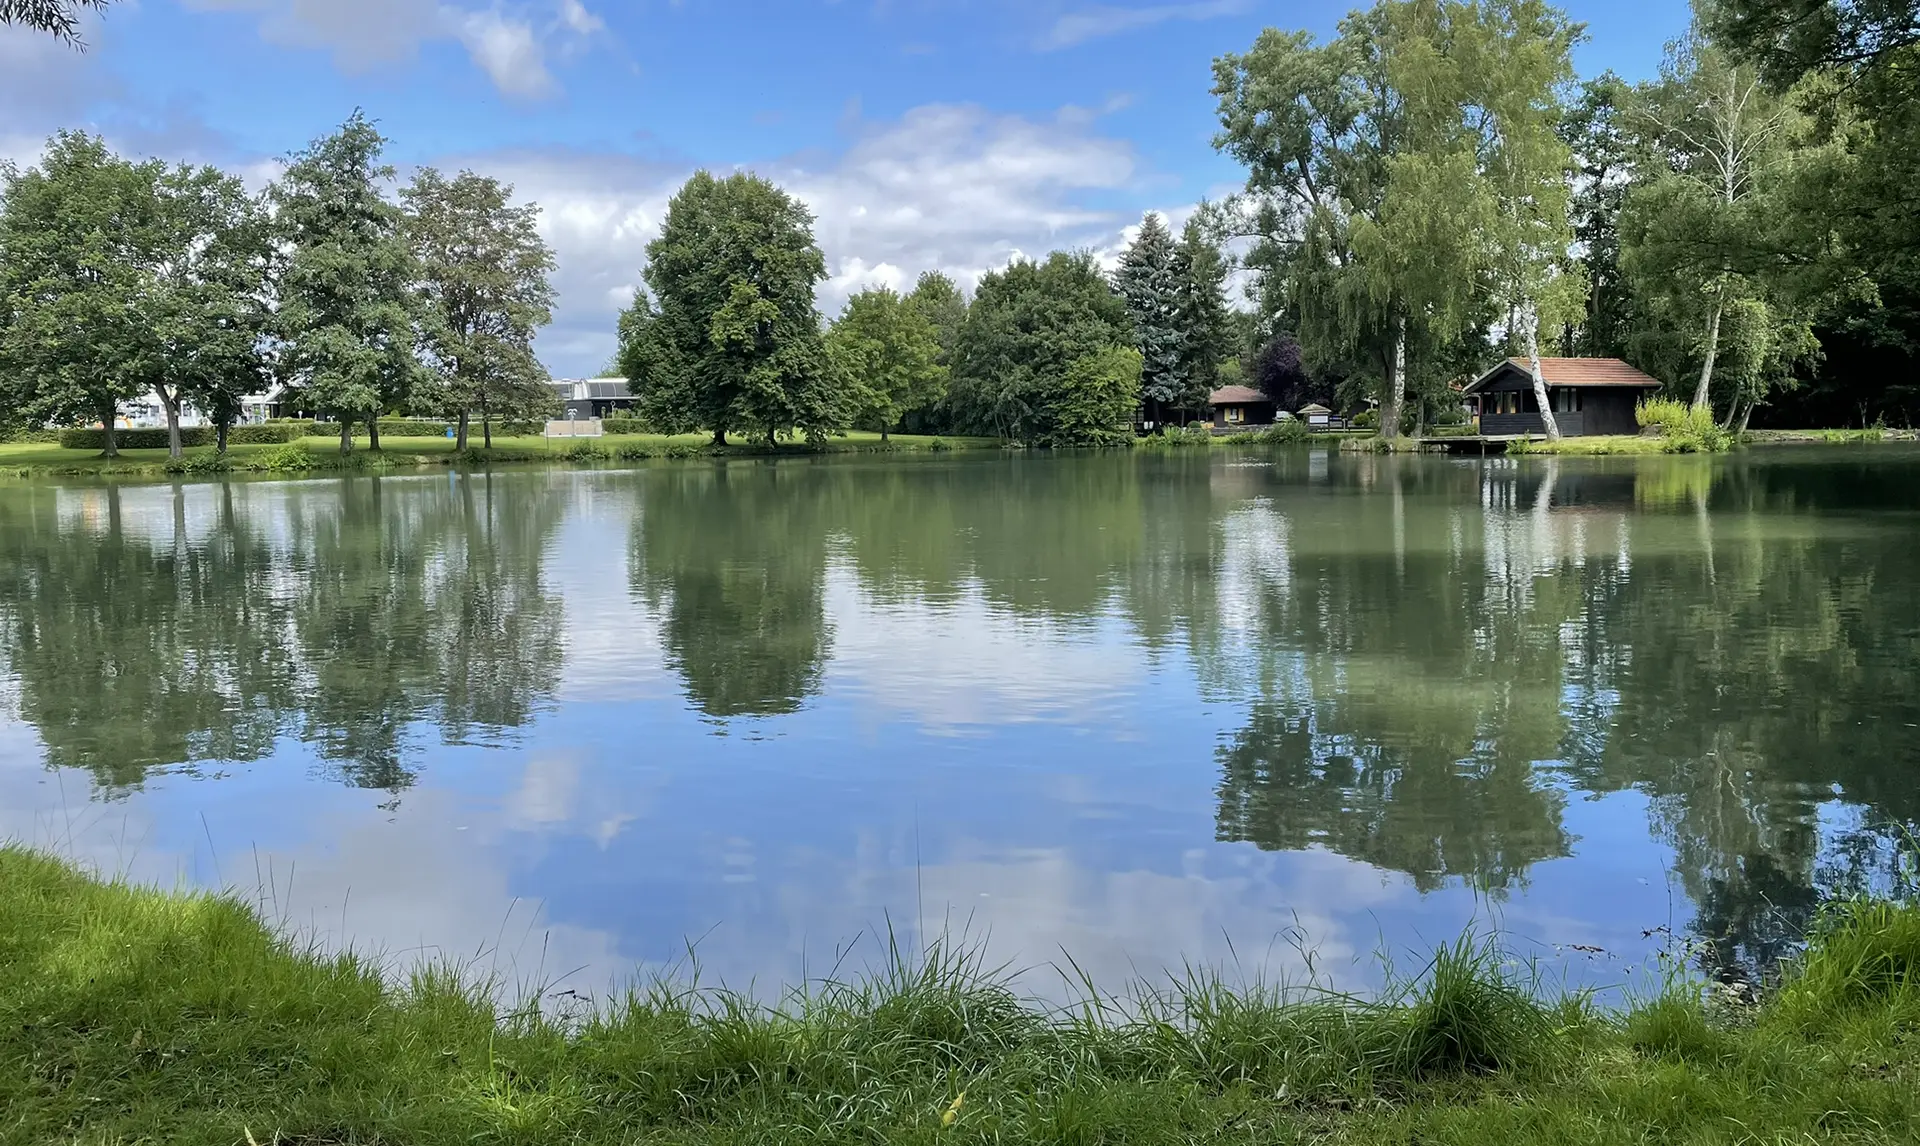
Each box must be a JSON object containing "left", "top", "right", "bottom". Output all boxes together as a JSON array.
[{"left": 2, "top": 446, "right": 1916, "bottom": 1002}]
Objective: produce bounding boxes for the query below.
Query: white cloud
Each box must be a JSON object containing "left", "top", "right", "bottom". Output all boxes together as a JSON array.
[
  {"left": 181, "top": 0, "right": 604, "bottom": 98},
  {"left": 1040, "top": 0, "right": 1249, "bottom": 50},
  {"left": 455, "top": 7, "right": 555, "bottom": 98},
  {"left": 440, "top": 101, "right": 1153, "bottom": 377}
]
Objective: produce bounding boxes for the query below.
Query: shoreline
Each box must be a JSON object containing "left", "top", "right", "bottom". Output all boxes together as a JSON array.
[
  {"left": 5, "top": 844, "right": 1919, "bottom": 1143},
  {"left": 0, "top": 427, "right": 1911, "bottom": 483}
]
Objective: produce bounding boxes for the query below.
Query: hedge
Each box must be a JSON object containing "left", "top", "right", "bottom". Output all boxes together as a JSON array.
[
  {"left": 309, "top": 418, "right": 544, "bottom": 439},
  {"left": 60, "top": 424, "right": 312, "bottom": 450},
  {"left": 601, "top": 417, "right": 652, "bottom": 435}
]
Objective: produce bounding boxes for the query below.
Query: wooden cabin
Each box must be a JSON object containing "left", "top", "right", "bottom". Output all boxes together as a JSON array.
[
  {"left": 1462, "top": 358, "right": 1661, "bottom": 436},
  {"left": 1208, "top": 386, "right": 1277, "bottom": 430},
  {"left": 1296, "top": 402, "right": 1344, "bottom": 431}
]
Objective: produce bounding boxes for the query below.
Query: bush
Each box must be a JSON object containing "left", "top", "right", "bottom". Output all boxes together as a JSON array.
[
  {"left": 928, "top": 437, "right": 951, "bottom": 452},
  {"left": 0, "top": 427, "right": 64, "bottom": 444},
  {"left": 1636, "top": 398, "right": 1731, "bottom": 453},
  {"left": 1255, "top": 418, "right": 1312, "bottom": 445},
  {"left": 257, "top": 443, "right": 316, "bottom": 472},
  {"left": 1350, "top": 409, "right": 1379, "bottom": 429},
  {"left": 602, "top": 417, "right": 652, "bottom": 435},
  {"left": 60, "top": 426, "right": 211, "bottom": 450},
  {"left": 225, "top": 424, "right": 314, "bottom": 444},
  {"left": 564, "top": 440, "right": 611, "bottom": 461},
  {"left": 163, "top": 452, "right": 234, "bottom": 475}
]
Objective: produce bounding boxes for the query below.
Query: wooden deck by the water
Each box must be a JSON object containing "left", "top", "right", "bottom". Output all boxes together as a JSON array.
[{"left": 1413, "top": 434, "right": 1546, "bottom": 454}]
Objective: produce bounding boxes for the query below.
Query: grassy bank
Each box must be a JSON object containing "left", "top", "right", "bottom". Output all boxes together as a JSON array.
[
  {"left": 6, "top": 847, "right": 1920, "bottom": 1144},
  {"left": 0, "top": 431, "right": 1002, "bottom": 480}
]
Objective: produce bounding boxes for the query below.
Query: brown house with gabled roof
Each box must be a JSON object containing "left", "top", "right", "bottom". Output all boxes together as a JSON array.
[
  {"left": 1462, "top": 357, "right": 1663, "bottom": 437},
  {"left": 1208, "top": 385, "right": 1277, "bottom": 430}
]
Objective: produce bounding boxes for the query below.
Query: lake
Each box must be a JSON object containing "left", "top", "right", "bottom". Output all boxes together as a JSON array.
[{"left": 3, "top": 446, "right": 1917, "bottom": 1002}]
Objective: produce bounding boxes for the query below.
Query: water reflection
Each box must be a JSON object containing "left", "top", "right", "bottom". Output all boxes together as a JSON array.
[{"left": 0, "top": 447, "right": 1916, "bottom": 990}]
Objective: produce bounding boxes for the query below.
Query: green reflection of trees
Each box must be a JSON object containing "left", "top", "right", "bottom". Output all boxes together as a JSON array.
[
  {"left": 0, "top": 474, "right": 566, "bottom": 796},
  {"left": 631, "top": 463, "right": 835, "bottom": 720},
  {"left": 1203, "top": 458, "right": 1578, "bottom": 894},
  {"left": 0, "top": 485, "right": 294, "bottom": 787}
]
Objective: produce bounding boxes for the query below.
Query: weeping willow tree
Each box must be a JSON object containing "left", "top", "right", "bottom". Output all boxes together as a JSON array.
[
  {"left": 1214, "top": 0, "right": 1577, "bottom": 440},
  {"left": 0, "top": 0, "right": 113, "bottom": 46}
]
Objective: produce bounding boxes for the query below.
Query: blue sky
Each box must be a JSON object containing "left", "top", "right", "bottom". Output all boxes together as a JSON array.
[{"left": 3, "top": 0, "right": 1692, "bottom": 376}]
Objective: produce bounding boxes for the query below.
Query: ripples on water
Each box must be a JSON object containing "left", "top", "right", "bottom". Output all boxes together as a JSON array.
[{"left": 1, "top": 446, "right": 1916, "bottom": 1000}]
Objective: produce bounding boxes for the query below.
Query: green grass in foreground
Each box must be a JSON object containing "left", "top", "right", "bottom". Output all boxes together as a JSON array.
[
  {"left": 0, "top": 431, "right": 1001, "bottom": 479},
  {"left": 6, "top": 847, "right": 1920, "bottom": 1144}
]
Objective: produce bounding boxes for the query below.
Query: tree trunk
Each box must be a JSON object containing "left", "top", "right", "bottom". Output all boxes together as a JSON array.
[
  {"left": 1524, "top": 315, "right": 1562, "bottom": 441},
  {"left": 456, "top": 409, "right": 470, "bottom": 452},
  {"left": 1693, "top": 292, "right": 1724, "bottom": 412},
  {"left": 481, "top": 393, "right": 492, "bottom": 449},
  {"left": 368, "top": 418, "right": 382, "bottom": 452},
  {"left": 158, "top": 387, "right": 184, "bottom": 459},
  {"left": 881, "top": 423, "right": 891, "bottom": 443},
  {"left": 100, "top": 402, "right": 119, "bottom": 458},
  {"left": 339, "top": 418, "right": 353, "bottom": 454},
  {"left": 1734, "top": 399, "right": 1755, "bottom": 436},
  {"left": 1380, "top": 316, "right": 1407, "bottom": 442},
  {"left": 712, "top": 428, "right": 727, "bottom": 447},
  {"left": 216, "top": 420, "right": 230, "bottom": 453}
]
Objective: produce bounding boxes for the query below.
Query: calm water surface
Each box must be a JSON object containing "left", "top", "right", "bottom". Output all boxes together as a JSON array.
[{"left": 3, "top": 447, "right": 1917, "bottom": 998}]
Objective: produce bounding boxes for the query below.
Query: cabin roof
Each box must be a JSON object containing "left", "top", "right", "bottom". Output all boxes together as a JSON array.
[
  {"left": 1208, "top": 385, "right": 1272, "bottom": 406},
  {"left": 1297, "top": 402, "right": 1333, "bottom": 415},
  {"left": 1464, "top": 357, "right": 1662, "bottom": 394}
]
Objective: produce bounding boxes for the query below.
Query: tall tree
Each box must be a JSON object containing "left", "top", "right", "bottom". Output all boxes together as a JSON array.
[
  {"left": 404, "top": 168, "right": 559, "bottom": 451},
  {"left": 639, "top": 171, "right": 840, "bottom": 446},
  {"left": 1561, "top": 74, "right": 1643, "bottom": 357},
  {"left": 271, "top": 112, "right": 423, "bottom": 453},
  {"left": 906, "top": 270, "right": 968, "bottom": 367},
  {"left": 137, "top": 165, "right": 274, "bottom": 457},
  {"left": 1171, "top": 215, "right": 1235, "bottom": 413},
  {"left": 949, "top": 251, "right": 1136, "bottom": 445},
  {"left": 1115, "top": 212, "right": 1185, "bottom": 426},
  {"left": 0, "top": 133, "right": 160, "bottom": 457},
  {"left": 1473, "top": 0, "right": 1587, "bottom": 441},
  {"left": 826, "top": 286, "right": 947, "bottom": 440},
  {"left": 1214, "top": 2, "right": 1489, "bottom": 442},
  {"left": 1621, "top": 33, "right": 1803, "bottom": 415},
  {"left": 0, "top": 0, "right": 112, "bottom": 45}
]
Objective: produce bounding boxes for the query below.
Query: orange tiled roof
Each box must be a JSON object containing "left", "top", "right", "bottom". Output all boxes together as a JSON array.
[
  {"left": 1208, "top": 385, "right": 1272, "bottom": 405},
  {"left": 1474, "top": 357, "right": 1661, "bottom": 391}
]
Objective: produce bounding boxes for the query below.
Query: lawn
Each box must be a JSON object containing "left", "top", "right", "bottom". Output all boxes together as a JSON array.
[
  {"left": 6, "top": 844, "right": 1920, "bottom": 1145},
  {"left": 0, "top": 430, "right": 1001, "bottom": 478}
]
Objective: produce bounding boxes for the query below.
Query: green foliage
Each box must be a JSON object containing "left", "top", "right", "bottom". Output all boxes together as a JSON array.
[
  {"left": 404, "top": 167, "right": 559, "bottom": 448},
  {"left": 258, "top": 442, "right": 318, "bottom": 471},
  {"left": 1214, "top": 1, "right": 1580, "bottom": 441},
  {"left": 826, "top": 286, "right": 947, "bottom": 437},
  {"left": 1775, "top": 897, "right": 1920, "bottom": 1027},
  {"left": 1636, "top": 397, "right": 1733, "bottom": 452},
  {"left": 12, "top": 848, "right": 1920, "bottom": 1146},
  {"left": 601, "top": 416, "right": 651, "bottom": 435},
  {"left": 1, "top": 0, "right": 115, "bottom": 46},
  {"left": 950, "top": 251, "right": 1135, "bottom": 444},
  {"left": 1039, "top": 347, "right": 1142, "bottom": 448},
  {"left": 0, "top": 133, "right": 162, "bottom": 456},
  {"left": 58, "top": 424, "right": 310, "bottom": 450},
  {"left": 1116, "top": 212, "right": 1186, "bottom": 409},
  {"left": 638, "top": 171, "right": 841, "bottom": 444},
  {"left": 271, "top": 112, "right": 425, "bottom": 447}
]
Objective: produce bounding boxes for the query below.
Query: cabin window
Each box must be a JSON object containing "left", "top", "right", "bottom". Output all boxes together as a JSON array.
[
  {"left": 1225, "top": 406, "right": 1245, "bottom": 424},
  {"left": 1551, "top": 389, "right": 1584, "bottom": 413}
]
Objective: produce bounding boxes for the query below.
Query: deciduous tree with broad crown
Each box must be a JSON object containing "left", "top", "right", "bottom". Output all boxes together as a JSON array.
[{"left": 404, "top": 168, "right": 560, "bottom": 450}]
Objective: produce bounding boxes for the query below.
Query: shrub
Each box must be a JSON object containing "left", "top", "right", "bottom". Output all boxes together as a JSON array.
[
  {"left": 1351, "top": 409, "right": 1379, "bottom": 429},
  {"left": 612, "top": 442, "right": 658, "bottom": 461},
  {"left": 257, "top": 443, "right": 316, "bottom": 472},
  {"left": 1256, "top": 418, "right": 1312, "bottom": 445},
  {"left": 225, "top": 424, "right": 315, "bottom": 445},
  {"left": 60, "top": 427, "right": 212, "bottom": 450},
  {"left": 1636, "top": 398, "right": 1731, "bottom": 453},
  {"left": 0, "top": 427, "right": 64, "bottom": 444},
  {"left": 602, "top": 417, "right": 652, "bottom": 435},
  {"left": 662, "top": 442, "right": 703, "bottom": 459},
  {"left": 928, "top": 437, "right": 951, "bottom": 452},
  {"left": 565, "top": 441, "right": 611, "bottom": 461},
  {"left": 163, "top": 452, "right": 234, "bottom": 476}
]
